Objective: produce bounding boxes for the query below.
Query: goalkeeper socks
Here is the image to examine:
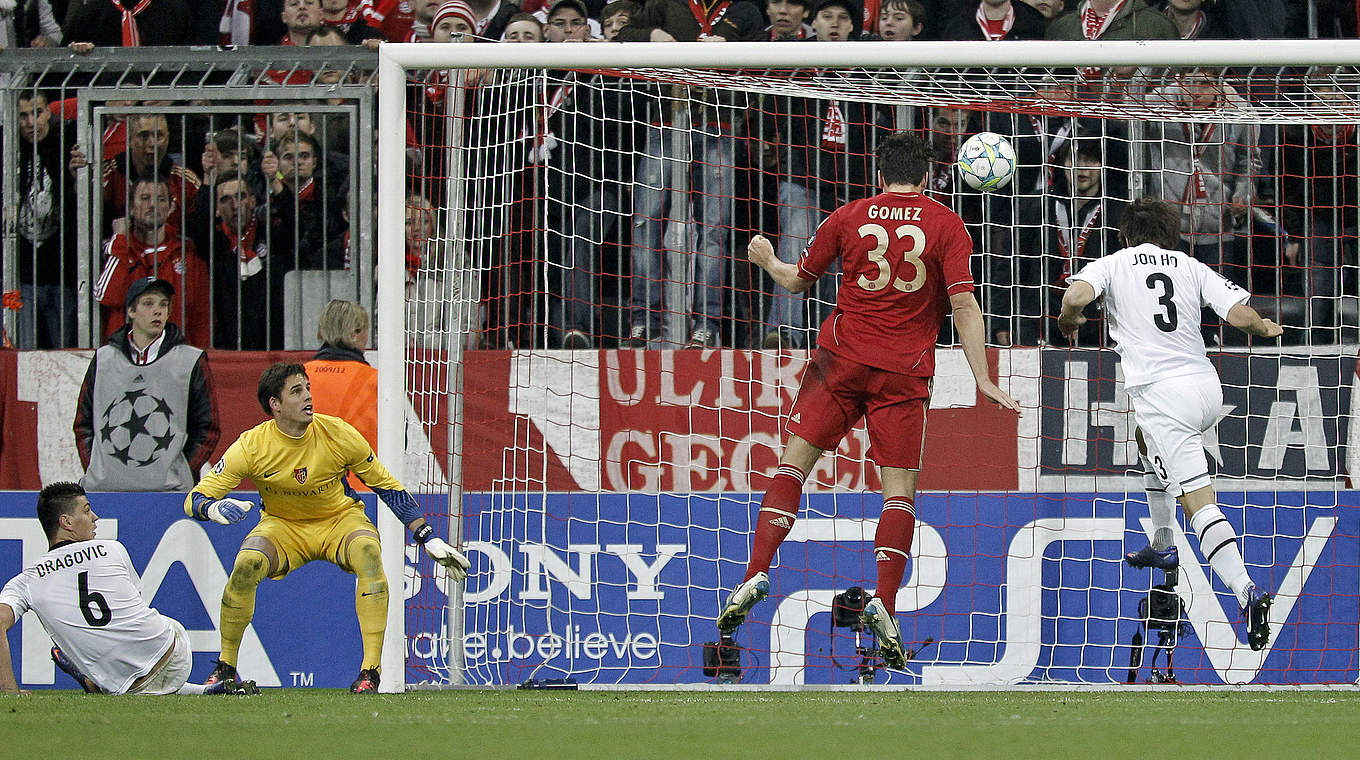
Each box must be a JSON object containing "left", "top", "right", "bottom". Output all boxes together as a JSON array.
[
  {"left": 1190, "top": 505, "right": 1253, "bottom": 604},
  {"left": 1140, "top": 455, "right": 1177, "bottom": 551},
  {"left": 347, "top": 534, "right": 389, "bottom": 670},
  {"left": 744, "top": 465, "right": 805, "bottom": 582},
  {"left": 873, "top": 498, "right": 916, "bottom": 618},
  {"left": 219, "top": 549, "right": 270, "bottom": 666}
]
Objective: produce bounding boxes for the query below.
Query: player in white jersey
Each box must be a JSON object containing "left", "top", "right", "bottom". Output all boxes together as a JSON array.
[
  {"left": 1058, "top": 198, "right": 1283, "bottom": 651},
  {"left": 0, "top": 482, "right": 257, "bottom": 695}
]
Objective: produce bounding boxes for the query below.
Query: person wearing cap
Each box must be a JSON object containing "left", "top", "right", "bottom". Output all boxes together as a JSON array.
[
  {"left": 94, "top": 175, "right": 212, "bottom": 348},
  {"left": 537, "top": 0, "right": 610, "bottom": 348},
  {"left": 74, "top": 276, "right": 220, "bottom": 492},
  {"left": 419, "top": 0, "right": 519, "bottom": 41},
  {"left": 431, "top": 0, "right": 479, "bottom": 39},
  {"left": 545, "top": 0, "right": 591, "bottom": 40},
  {"left": 809, "top": 0, "right": 858, "bottom": 39}
]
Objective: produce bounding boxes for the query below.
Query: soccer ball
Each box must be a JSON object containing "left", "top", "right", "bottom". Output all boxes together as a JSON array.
[{"left": 955, "top": 132, "right": 1017, "bottom": 192}]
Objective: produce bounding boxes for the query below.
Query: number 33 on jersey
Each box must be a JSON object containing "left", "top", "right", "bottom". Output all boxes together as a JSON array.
[{"left": 797, "top": 190, "right": 975, "bottom": 378}]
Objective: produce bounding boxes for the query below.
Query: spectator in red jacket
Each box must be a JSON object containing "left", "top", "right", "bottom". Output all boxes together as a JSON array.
[
  {"left": 96, "top": 113, "right": 201, "bottom": 236},
  {"left": 95, "top": 177, "right": 211, "bottom": 347}
]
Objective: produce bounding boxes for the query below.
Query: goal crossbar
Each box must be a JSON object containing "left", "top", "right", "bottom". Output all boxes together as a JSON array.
[{"left": 379, "top": 39, "right": 1360, "bottom": 70}]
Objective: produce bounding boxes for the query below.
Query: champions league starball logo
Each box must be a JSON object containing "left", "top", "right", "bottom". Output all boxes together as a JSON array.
[{"left": 98, "top": 387, "right": 178, "bottom": 467}]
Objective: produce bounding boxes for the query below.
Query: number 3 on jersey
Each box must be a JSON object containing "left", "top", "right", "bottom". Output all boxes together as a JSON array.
[
  {"left": 1146, "top": 272, "right": 1177, "bottom": 332},
  {"left": 857, "top": 223, "right": 926, "bottom": 293}
]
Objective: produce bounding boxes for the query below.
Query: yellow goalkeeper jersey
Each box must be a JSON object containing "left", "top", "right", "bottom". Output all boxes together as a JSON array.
[{"left": 185, "top": 413, "right": 403, "bottom": 522}]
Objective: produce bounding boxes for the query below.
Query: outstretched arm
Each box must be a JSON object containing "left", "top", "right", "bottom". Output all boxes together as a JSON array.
[
  {"left": 1057, "top": 281, "right": 1098, "bottom": 340},
  {"left": 370, "top": 488, "right": 470, "bottom": 581},
  {"left": 748, "top": 235, "right": 813, "bottom": 294},
  {"left": 0, "top": 605, "right": 27, "bottom": 696},
  {"left": 1226, "top": 302, "right": 1284, "bottom": 339},
  {"left": 950, "top": 291, "right": 1021, "bottom": 413}
]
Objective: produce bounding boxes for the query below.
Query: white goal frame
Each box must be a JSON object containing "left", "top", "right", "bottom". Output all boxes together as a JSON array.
[{"left": 375, "top": 38, "right": 1360, "bottom": 692}]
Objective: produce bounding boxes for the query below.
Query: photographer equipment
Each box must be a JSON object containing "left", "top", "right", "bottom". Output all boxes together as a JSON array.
[
  {"left": 827, "top": 586, "right": 936, "bottom": 683},
  {"left": 517, "top": 678, "right": 579, "bottom": 690},
  {"left": 1127, "top": 567, "right": 1189, "bottom": 684},
  {"left": 832, "top": 587, "right": 868, "bottom": 629},
  {"left": 827, "top": 586, "right": 879, "bottom": 683},
  {"left": 702, "top": 633, "right": 743, "bottom": 684}
]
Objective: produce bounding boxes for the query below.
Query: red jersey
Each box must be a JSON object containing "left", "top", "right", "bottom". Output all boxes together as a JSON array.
[
  {"left": 798, "top": 190, "right": 974, "bottom": 377},
  {"left": 95, "top": 231, "right": 211, "bottom": 348}
]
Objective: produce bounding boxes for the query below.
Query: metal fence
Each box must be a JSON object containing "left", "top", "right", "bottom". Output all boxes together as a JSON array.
[{"left": 0, "top": 46, "right": 377, "bottom": 350}]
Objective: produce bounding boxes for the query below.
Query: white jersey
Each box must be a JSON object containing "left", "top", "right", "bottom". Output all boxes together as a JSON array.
[
  {"left": 0, "top": 539, "right": 175, "bottom": 694},
  {"left": 1071, "top": 243, "right": 1249, "bottom": 389}
]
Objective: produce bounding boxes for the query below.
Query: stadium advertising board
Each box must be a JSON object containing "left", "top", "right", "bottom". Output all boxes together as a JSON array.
[
  {"left": 1038, "top": 350, "right": 1353, "bottom": 490},
  {"left": 1, "top": 348, "right": 1356, "bottom": 687},
  {"left": 439, "top": 490, "right": 1357, "bottom": 686},
  {"left": 0, "top": 349, "right": 1353, "bottom": 492},
  {"left": 459, "top": 348, "right": 1020, "bottom": 492},
  {"left": 2, "top": 490, "right": 1354, "bottom": 688}
]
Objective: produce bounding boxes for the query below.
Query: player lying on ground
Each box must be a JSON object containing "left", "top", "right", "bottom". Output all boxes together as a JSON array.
[
  {"left": 0, "top": 483, "right": 257, "bottom": 695},
  {"left": 1058, "top": 196, "right": 1282, "bottom": 651},
  {"left": 720, "top": 131, "right": 1022, "bottom": 668},
  {"left": 185, "top": 362, "right": 470, "bottom": 693}
]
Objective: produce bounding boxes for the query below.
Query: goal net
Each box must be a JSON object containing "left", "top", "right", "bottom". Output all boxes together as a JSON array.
[{"left": 376, "top": 40, "right": 1360, "bottom": 689}]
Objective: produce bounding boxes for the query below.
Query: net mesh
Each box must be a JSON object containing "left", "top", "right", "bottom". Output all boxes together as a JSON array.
[{"left": 392, "top": 59, "right": 1357, "bottom": 687}]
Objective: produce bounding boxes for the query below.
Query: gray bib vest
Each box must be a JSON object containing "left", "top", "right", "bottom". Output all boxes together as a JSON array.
[{"left": 82, "top": 343, "right": 202, "bottom": 491}]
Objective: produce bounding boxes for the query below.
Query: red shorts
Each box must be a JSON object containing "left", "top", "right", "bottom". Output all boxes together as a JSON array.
[{"left": 786, "top": 348, "right": 931, "bottom": 469}]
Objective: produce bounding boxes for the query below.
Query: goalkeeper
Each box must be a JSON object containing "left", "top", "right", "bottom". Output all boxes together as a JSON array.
[{"left": 185, "top": 362, "right": 469, "bottom": 693}]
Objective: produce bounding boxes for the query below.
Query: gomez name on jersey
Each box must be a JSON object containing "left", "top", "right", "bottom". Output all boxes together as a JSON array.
[{"left": 866, "top": 205, "right": 923, "bottom": 221}]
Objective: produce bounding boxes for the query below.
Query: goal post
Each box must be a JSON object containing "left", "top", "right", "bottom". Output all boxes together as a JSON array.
[{"left": 378, "top": 39, "right": 1360, "bottom": 690}]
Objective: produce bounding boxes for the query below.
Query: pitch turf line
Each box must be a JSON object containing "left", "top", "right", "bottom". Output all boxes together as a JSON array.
[{"left": 3, "top": 691, "right": 1359, "bottom": 758}]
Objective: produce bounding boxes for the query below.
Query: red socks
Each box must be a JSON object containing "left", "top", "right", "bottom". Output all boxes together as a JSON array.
[
  {"left": 873, "top": 498, "right": 916, "bottom": 617},
  {"left": 744, "top": 465, "right": 805, "bottom": 582}
]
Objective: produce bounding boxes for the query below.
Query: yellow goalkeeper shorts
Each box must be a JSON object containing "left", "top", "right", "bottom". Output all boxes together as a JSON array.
[{"left": 246, "top": 509, "right": 379, "bottom": 579}]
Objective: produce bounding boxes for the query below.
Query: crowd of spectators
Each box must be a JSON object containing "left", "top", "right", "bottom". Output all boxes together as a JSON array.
[{"left": 3, "top": 0, "right": 1358, "bottom": 352}]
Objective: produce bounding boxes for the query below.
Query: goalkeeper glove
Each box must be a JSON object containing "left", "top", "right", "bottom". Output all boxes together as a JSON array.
[
  {"left": 413, "top": 524, "right": 469, "bottom": 581},
  {"left": 206, "top": 498, "right": 255, "bottom": 525}
]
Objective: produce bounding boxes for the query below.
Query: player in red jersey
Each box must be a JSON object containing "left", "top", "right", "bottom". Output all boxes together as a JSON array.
[{"left": 718, "top": 131, "right": 1021, "bottom": 667}]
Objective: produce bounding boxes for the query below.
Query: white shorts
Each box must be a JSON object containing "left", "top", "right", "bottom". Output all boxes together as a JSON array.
[
  {"left": 1127, "top": 373, "right": 1222, "bottom": 496},
  {"left": 123, "top": 618, "right": 192, "bottom": 696}
]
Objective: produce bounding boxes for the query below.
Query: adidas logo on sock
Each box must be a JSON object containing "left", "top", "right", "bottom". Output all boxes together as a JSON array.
[
  {"left": 769, "top": 516, "right": 792, "bottom": 528},
  {"left": 875, "top": 551, "right": 890, "bottom": 561}
]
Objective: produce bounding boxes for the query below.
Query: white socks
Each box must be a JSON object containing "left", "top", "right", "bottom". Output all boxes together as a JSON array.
[
  {"left": 1189, "top": 505, "right": 1253, "bottom": 605},
  {"left": 1141, "top": 456, "right": 1177, "bottom": 551}
]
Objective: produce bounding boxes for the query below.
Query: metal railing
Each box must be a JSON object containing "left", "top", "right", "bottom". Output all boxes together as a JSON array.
[{"left": 1, "top": 46, "right": 378, "bottom": 349}]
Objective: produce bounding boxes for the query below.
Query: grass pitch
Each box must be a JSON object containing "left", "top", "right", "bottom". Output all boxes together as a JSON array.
[{"left": 4, "top": 689, "right": 1357, "bottom": 758}]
